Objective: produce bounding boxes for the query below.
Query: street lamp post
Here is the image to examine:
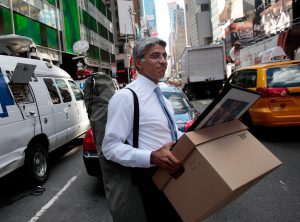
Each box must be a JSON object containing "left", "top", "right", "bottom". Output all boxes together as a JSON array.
[
  {"left": 127, "top": 7, "right": 136, "bottom": 83},
  {"left": 128, "top": 8, "right": 136, "bottom": 40},
  {"left": 125, "top": 24, "right": 130, "bottom": 83}
]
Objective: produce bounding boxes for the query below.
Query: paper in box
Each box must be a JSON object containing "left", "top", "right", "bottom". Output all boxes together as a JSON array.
[{"left": 153, "top": 120, "right": 282, "bottom": 222}]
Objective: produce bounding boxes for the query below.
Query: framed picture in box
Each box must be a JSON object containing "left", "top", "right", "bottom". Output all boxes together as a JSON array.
[{"left": 187, "top": 84, "right": 261, "bottom": 131}]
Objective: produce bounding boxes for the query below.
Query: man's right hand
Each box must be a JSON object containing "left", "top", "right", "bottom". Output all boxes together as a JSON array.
[{"left": 150, "top": 142, "right": 181, "bottom": 174}]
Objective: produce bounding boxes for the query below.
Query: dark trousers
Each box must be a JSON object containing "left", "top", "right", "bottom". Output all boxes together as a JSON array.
[{"left": 135, "top": 168, "right": 182, "bottom": 222}]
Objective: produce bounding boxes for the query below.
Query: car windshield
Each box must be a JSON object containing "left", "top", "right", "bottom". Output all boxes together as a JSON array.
[
  {"left": 267, "top": 64, "right": 300, "bottom": 87},
  {"left": 162, "top": 91, "right": 190, "bottom": 114}
]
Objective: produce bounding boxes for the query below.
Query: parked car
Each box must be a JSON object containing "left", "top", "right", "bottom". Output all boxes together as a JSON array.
[
  {"left": 228, "top": 58, "right": 300, "bottom": 127},
  {"left": 82, "top": 128, "right": 101, "bottom": 177},
  {"left": 158, "top": 82, "right": 198, "bottom": 132}
]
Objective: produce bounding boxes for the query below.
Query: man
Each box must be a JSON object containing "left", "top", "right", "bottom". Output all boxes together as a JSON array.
[{"left": 102, "top": 37, "right": 183, "bottom": 222}]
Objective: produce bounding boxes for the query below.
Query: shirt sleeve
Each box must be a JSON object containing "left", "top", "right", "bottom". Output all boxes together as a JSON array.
[{"left": 102, "top": 90, "right": 152, "bottom": 168}]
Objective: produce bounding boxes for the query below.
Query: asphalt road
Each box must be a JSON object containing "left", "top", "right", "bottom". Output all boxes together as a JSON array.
[{"left": 0, "top": 141, "right": 112, "bottom": 222}]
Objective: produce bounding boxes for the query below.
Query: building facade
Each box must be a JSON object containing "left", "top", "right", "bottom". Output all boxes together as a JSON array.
[
  {"left": 174, "top": 6, "right": 186, "bottom": 79},
  {"left": 0, "top": 0, "right": 115, "bottom": 79},
  {"left": 237, "top": 0, "right": 300, "bottom": 68},
  {"left": 107, "top": 0, "right": 141, "bottom": 84},
  {"left": 184, "top": 0, "right": 212, "bottom": 47},
  {"left": 140, "top": 0, "right": 157, "bottom": 37},
  {"left": 168, "top": 0, "right": 177, "bottom": 75},
  {"left": 210, "top": 0, "right": 223, "bottom": 42}
]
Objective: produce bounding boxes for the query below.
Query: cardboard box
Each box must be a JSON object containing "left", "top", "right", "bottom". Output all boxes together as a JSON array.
[{"left": 153, "top": 120, "right": 282, "bottom": 222}]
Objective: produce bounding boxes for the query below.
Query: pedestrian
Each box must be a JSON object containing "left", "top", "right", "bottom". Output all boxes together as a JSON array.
[{"left": 102, "top": 37, "right": 183, "bottom": 222}]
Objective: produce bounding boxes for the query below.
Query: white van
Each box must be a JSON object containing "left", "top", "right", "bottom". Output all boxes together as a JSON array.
[
  {"left": 111, "top": 78, "right": 120, "bottom": 92},
  {"left": 0, "top": 55, "right": 90, "bottom": 184}
]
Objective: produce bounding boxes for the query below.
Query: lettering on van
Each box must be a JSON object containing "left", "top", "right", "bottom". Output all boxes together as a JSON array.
[{"left": 0, "top": 69, "right": 14, "bottom": 118}]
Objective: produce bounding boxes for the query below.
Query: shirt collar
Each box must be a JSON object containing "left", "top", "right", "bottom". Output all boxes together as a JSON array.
[{"left": 136, "top": 74, "right": 158, "bottom": 92}]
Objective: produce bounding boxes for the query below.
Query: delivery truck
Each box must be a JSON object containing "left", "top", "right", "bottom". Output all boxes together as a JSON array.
[{"left": 181, "top": 44, "right": 227, "bottom": 99}]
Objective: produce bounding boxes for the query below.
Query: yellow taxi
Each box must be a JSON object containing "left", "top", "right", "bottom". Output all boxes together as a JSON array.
[{"left": 228, "top": 50, "right": 300, "bottom": 127}]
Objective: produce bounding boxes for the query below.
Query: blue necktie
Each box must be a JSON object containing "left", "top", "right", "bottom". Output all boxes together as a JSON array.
[{"left": 154, "top": 87, "right": 177, "bottom": 141}]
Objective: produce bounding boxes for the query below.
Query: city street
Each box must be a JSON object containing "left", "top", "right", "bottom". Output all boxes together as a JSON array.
[
  {"left": 1, "top": 0, "right": 299, "bottom": 221},
  {"left": 0, "top": 100, "right": 300, "bottom": 222}
]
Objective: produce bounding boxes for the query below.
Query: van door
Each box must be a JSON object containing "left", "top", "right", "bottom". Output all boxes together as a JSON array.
[
  {"left": 43, "top": 78, "right": 68, "bottom": 148},
  {"left": 42, "top": 78, "right": 62, "bottom": 150},
  {"left": 68, "top": 80, "right": 89, "bottom": 138},
  {"left": 54, "top": 79, "right": 78, "bottom": 144}
]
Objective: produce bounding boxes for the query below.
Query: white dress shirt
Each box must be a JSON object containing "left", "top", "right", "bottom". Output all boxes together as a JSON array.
[{"left": 102, "top": 74, "right": 183, "bottom": 168}]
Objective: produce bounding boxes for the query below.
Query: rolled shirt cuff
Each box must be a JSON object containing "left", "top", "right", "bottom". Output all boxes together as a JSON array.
[{"left": 134, "top": 149, "right": 152, "bottom": 168}]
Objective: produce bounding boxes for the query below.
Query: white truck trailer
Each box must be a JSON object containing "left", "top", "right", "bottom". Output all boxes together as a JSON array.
[{"left": 181, "top": 44, "right": 227, "bottom": 99}]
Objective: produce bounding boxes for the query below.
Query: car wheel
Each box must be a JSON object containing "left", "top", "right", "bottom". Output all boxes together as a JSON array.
[{"left": 24, "top": 143, "right": 49, "bottom": 185}]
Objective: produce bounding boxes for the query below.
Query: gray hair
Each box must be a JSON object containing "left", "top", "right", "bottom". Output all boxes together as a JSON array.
[{"left": 133, "top": 37, "right": 167, "bottom": 71}]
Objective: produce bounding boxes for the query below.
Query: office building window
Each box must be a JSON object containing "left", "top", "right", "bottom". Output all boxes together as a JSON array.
[
  {"left": 0, "top": 0, "right": 9, "bottom": 7},
  {"left": 14, "top": 12, "right": 59, "bottom": 49},
  {"left": 109, "top": 31, "right": 114, "bottom": 43},
  {"left": 98, "top": 22, "right": 108, "bottom": 39},
  {"left": 110, "top": 53, "right": 115, "bottom": 63},
  {"left": 95, "top": 0, "right": 106, "bottom": 16},
  {"left": 107, "top": 9, "right": 112, "bottom": 21},
  {"left": 0, "top": 5, "right": 13, "bottom": 35},
  {"left": 11, "top": 0, "right": 59, "bottom": 29},
  {"left": 87, "top": 44, "right": 100, "bottom": 59},
  {"left": 63, "top": 0, "right": 80, "bottom": 53},
  {"left": 48, "top": 0, "right": 56, "bottom": 6},
  {"left": 201, "top": 3, "right": 209, "bottom": 12},
  {"left": 100, "top": 49, "right": 109, "bottom": 62},
  {"left": 119, "top": 45, "right": 124, "bottom": 53}
]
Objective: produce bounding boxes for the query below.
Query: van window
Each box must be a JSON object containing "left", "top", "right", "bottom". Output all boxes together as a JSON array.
[
  {"left": 55, "top": 79, "right": 72, "bottom": 103},
  {"left": 9, "top": 84, "right": 34, "bottom": 103},
  {"left": 44, "top": 78, "right": 61, "bottom": 104},
  {"left": 68, "top": 80, "right": 84, "bottom": 101}
]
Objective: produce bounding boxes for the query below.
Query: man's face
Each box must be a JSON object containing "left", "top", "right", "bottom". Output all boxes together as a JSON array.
[{"left": 137, "top": 44, "right": 168, "bottom": 84}]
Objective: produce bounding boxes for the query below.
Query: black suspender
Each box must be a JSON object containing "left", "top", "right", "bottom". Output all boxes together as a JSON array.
[{"left": 126, "top": 88, "right": 139, "bottom": 148}]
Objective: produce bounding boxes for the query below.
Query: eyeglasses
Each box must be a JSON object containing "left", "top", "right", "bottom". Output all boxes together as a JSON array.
[{"left": 148, "top": 53, "right": 170, "bottom": 61}]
